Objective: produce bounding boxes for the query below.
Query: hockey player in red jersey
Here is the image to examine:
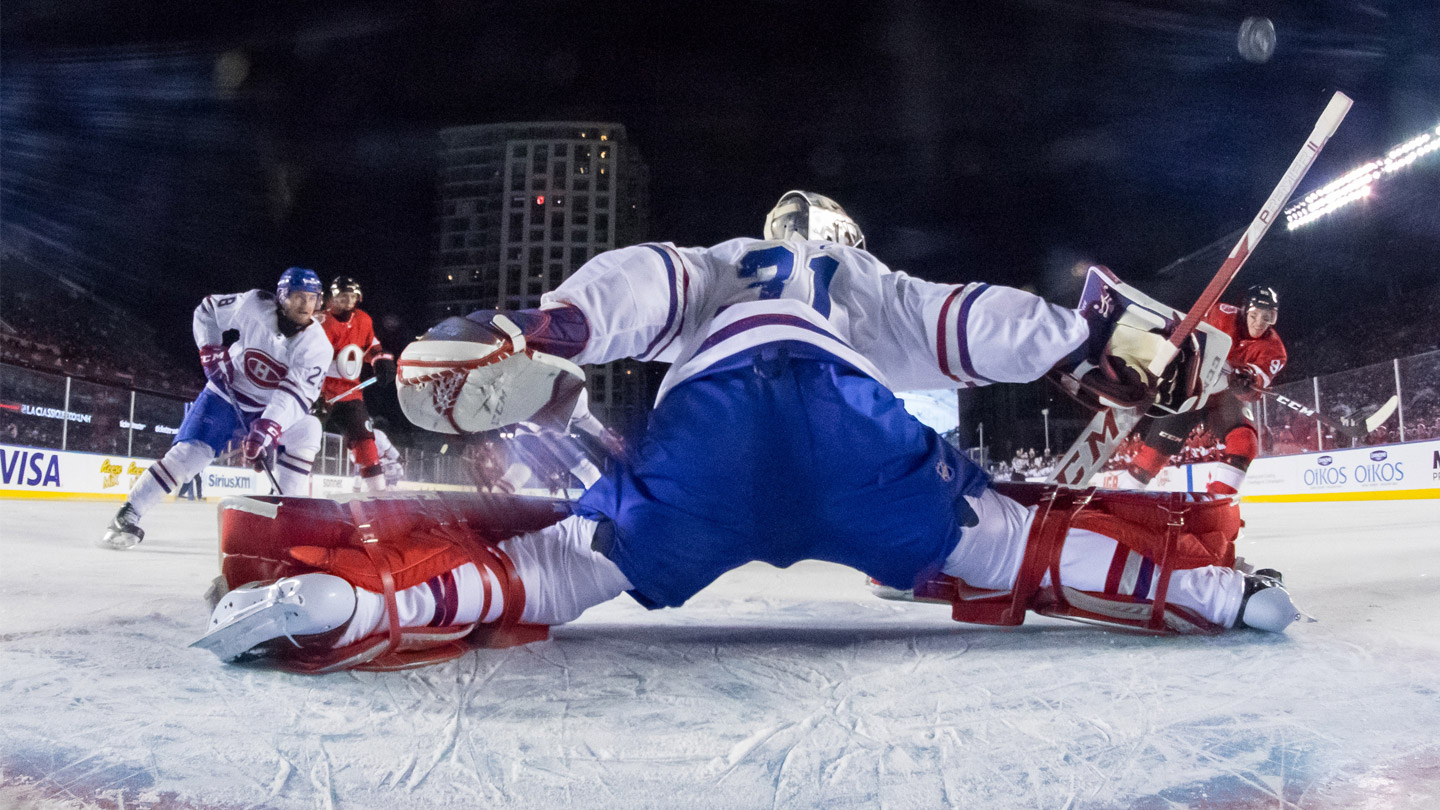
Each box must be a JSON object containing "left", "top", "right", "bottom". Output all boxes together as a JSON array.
[
  {"left": 193, "top": 193, "right": 1300, "bottom": 673},
  {"left": 317, "top": 277, "right": 395, "bottom": 491},
  {"left": 1127, "top": 286, "right": 1286, "bottom": 495}
]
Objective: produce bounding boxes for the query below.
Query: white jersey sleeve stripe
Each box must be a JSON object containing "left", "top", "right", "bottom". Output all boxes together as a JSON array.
[
  {"left": 637, "top": 244, "right": 687, "bottom": 361},
  {"left": 936, "top": 282, "right": 995, "bottom": 384}
]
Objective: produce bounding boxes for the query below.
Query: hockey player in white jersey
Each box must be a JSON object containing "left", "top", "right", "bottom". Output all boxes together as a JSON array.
[
  {"left": 370, "top": 424, "right": 404, "bottom": 488},
  {"left": 193, "top": 193, "right": 1298, "bottom": 672},
  {"left": 99, "top": 268, "right": 333, "bottom": 550}
]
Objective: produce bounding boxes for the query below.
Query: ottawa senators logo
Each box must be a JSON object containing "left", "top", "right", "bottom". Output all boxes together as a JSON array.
[{"left": 242, "top": 349, "right": 289, "bottom": 388}]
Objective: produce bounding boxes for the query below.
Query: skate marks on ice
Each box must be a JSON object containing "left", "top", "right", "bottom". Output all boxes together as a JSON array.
[{"left": 2, "top": 499, "right": 1439, "bottom": 810}]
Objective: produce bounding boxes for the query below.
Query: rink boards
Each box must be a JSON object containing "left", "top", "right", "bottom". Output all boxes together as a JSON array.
[
  {"left": 2, "top": 440, "right": 1436, "bottom": 502},
  {"left": 1091, "top": 437, "right": 1440, "bottom": 502},
  {"left": 0, "top": 442, "right": 474, "bottom": 500}
]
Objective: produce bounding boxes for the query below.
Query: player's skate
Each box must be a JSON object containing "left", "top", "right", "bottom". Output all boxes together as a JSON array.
[
  {"left": 97, "top": 503, "right": 145, "bottom": 550},
  {"left": 191, "top": 573, "right": 356, "bottom": 661},
  {"left": 1234, "top": 569, "right": 1302, "bottom": 632}
]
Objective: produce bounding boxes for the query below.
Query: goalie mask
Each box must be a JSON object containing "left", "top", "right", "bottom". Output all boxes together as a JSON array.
[{"left": 763, "top": 190, "right": 866, "bottom": 248}]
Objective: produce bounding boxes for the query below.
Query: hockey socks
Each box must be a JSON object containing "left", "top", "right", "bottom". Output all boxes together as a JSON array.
[
  {"left": 126, "top": 441, "right": 217, "bottom": 515},
  {"left": 330, "top": 562, "right": 506, "bottom": 647}
]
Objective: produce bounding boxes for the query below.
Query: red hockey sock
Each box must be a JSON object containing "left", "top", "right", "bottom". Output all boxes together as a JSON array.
[{"left": 350, "top": 437, "right": 381, "bottom": 469}]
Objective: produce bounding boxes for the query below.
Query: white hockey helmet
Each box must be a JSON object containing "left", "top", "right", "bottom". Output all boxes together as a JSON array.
[{"left": 763, "top": 190, "right": 865, "bottom": 248}]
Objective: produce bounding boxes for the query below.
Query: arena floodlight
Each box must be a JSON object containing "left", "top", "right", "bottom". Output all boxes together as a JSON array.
[{"left": 1285, "top": 122, "right": 1440, "bottom": 230}]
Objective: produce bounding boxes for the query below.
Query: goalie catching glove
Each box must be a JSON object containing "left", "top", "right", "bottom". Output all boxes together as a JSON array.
[
  {"left": 1050, "top": 266, "right": 1231, "bottom": 416},
  {"left": 397, "top": 308, "right": 588, "bottom": 435}
]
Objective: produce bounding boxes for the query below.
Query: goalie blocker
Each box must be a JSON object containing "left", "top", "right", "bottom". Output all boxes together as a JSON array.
[{"left": 193, "top": 484, "right": 1297, "bottom": 673}]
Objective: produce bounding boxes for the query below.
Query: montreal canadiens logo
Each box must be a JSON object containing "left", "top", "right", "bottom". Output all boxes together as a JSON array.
[
  {"left": 242, "top": 349, "right": 288, "bottom": 388},
  {"left": 1317, "top": 455, "right": 1334, "bottom": 466},
  {"left": 1369, "top": 450, "right": 1388, "bottom": 462}
]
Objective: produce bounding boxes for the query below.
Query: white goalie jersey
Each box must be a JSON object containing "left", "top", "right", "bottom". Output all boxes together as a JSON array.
[
  {"left": 193, "top": 290, "right": 333, "bottom": 431},
  {"left": 543, "top": 237, "right": 1091, "bottom": 401}
]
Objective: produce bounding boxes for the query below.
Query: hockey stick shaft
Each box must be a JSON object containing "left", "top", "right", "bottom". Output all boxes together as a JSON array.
[
  {"left": 1050, "top": 93, "right": 1352, "bottom": 488},
  {"left": 1146, "top": 91, "right": 1352, "bottom": 378},
  {"left": 216, "top": 374, "right": 283, "bottom": 495},
  {"left": 325, "top": 376, "right": 376, "bottom": 405},
  {"left": 1264, "top": 389, "right": 1398, "bottom": 438}
]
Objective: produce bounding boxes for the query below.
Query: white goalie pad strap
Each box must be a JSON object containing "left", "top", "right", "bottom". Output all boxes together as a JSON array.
[{"left": 397, "top": 332, "right": 585, "bottom": 435}]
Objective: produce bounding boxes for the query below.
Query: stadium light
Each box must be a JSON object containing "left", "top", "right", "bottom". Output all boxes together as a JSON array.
[{"left": 1284, "top": 122, "right": 1440, "bottom": 230}]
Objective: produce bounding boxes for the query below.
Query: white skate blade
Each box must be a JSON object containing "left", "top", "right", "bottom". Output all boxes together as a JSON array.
[
  {"left": 190, "top": 601, "right": 299, "bottom": 661},
  {"left": 97, "top": 529, "right": 142, "bottom": 550}
]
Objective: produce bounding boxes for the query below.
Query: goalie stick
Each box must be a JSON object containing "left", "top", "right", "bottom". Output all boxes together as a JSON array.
[
  {"left": 1046, "top": 91, "right": 1353, "bottom": 488},
  {"left": 1263, "top": 390, "right": 1399, "bottom": 440}
]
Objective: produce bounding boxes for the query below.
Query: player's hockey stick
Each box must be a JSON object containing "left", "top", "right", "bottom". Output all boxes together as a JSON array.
[
  {"left": 1047, "top": 91, "right": 1353, "bottom": 488},
  {"left": 324, "top": 376, "right": 376, "bottom": 405},
  {"left": 215, "top": 373, "right": 283, "bottom": 495},
  {"left": 1262, "top": 390, "right": 1399, "bottom": 440}
]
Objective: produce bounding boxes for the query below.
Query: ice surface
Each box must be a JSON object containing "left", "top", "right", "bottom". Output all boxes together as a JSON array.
[{"left": 2, "top": 497, "right": 1438, "bottom": 809}]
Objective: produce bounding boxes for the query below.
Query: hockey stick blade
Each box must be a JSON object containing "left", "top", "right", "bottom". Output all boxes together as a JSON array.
[{"left": 1361, "top": 395, "right": 1399, "bottom": 434}]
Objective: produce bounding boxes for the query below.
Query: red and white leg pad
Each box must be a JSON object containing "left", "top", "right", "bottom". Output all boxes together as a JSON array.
[
  {"left": 211, "top": 492, "right": 572, "bottom": 672},
  {"left": 918, "top": 482, "right": 1242, "bottom": 634}
]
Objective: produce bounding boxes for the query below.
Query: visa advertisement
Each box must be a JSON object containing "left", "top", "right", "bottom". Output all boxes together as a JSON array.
[
  {"left": 0, "top": 443, "right": 265, "bottom": 500},
  {"left": 0, "top": 443, "right": 475, "bottom": 499}
]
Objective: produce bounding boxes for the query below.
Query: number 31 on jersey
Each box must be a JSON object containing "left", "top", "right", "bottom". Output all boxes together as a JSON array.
[{"left": 737, "top": 241, "right": 840, "bottom": 317}]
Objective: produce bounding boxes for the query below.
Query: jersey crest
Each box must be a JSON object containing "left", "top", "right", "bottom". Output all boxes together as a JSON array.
[{"left": 243, "top": 349, "right": 289, "bottom": 389}]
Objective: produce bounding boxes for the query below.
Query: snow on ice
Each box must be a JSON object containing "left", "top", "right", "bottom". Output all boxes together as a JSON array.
[{"left": 2, "top": 496, "right": 1438, "bottom": 809}]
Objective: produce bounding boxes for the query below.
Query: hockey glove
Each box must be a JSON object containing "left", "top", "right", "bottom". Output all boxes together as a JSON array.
[
  {"left": 371, "top": 356, "right": 396, "bottom": 387},
  {"left": 397, "top": 310, "right": 587, "bottom": 435},
  {"left": 242, "top": 418, "right": 283, "bottom": 469},
  {"left": 1228, "top": 365, "right": 1258, "bottom": 394},
  {"left": 1050, "top": 266, "right": 1231, "bottom": 417},
  {"left": 199, "top": 344, "right": 231, "bottom": 383}
]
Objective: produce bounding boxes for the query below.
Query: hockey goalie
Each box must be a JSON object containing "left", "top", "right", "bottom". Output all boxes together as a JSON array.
[{"left": 195, "top": 191, "right": 1301, "bottom": 672}]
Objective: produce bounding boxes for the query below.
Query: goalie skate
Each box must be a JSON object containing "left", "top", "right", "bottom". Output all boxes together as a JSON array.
[{"left": 191, "top": 574, "right": 356, "bottom": 661}]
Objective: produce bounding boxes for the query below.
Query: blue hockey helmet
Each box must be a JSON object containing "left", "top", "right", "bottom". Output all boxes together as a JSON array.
[{"left": 277, "top": 267, "right": 323, "bottom": 299}]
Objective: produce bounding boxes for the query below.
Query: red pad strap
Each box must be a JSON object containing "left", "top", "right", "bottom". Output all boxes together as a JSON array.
[
  {"left": 942, "top": 483, "right": 1239, "bottom": 634},
  {"left": 349, "top": 500, "right": 403, "bottom": 652}
]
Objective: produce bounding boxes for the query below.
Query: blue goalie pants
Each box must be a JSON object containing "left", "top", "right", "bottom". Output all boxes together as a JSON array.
[{"left": 577, "top": 344, "right": 988, "bottom": 610}]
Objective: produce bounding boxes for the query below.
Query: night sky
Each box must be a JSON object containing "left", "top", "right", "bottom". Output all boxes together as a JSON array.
[{"left": 3, "top": 1, "right": 1438, "bottom": 426}]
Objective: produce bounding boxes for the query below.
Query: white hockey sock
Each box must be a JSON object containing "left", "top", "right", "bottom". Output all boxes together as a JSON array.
[
  {"left": 331, "top": 562, "right": 507, "bottom": 648},
  {"left": 127, "top": 441, "right": 215, "bottom": 515},
  {"left": 500, "top": 515, "right": 633, "bottom": 625},
  {"left": 274, "top": 447, "right": 314, "bottom": 496}
]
